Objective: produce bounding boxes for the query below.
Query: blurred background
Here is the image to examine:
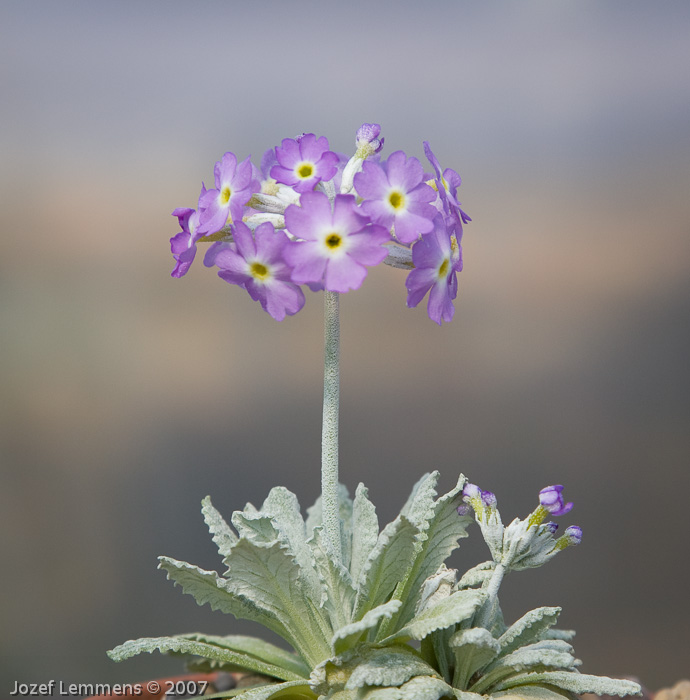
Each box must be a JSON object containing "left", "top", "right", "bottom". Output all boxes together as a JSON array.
[{"left": 1, "top": 0, "right": 688, "bottom": 693}]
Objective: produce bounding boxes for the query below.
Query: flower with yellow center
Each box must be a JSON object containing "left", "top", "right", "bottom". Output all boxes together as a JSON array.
[
  {"left": 354, "top": 150, "right": 436, "bottom": 244},
  {"left": 284, "top": 191, "right": 391, "bottom": 293}
]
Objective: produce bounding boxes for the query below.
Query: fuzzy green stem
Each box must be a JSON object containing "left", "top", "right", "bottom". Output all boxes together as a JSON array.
[
  {"left": 321, "top": 290, "right": 342, "bottom": 563},
  {"left": 475, "top": 562, "right": 506, "bottom": 629}
]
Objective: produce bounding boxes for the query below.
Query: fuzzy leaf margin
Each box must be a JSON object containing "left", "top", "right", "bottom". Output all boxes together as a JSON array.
[{"left": 107, "top": 636, "right": 305, "bottom": 681}]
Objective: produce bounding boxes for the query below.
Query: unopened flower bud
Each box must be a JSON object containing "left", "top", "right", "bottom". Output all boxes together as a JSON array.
[
  {"left": 539, "top": 484, "right": 573, "bottom": 516},
  {"left": 550, "top": 524, "right": 583, "bottom": 553},
  {"left": 355, "top": 122, "right": 384, "bottom": 157},
  {"left": 544, "top": 521, "right": 559, "bottom": 535},
  {"left": 564, "top": 525, "right": 582, "bottom": 545}
]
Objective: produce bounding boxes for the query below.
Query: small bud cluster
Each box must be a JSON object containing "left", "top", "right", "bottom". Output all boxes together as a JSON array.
[
  {"left": 460, "top": 483, "right": 582, "bottom": 572},
  {"left": 170, "top": 124, "right": 470, "bottom": 324}
]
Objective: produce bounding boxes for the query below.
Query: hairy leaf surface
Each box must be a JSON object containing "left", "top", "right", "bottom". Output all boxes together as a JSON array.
[
  {"left": 107, "top": 636, "right": 304, "bottom": 681},
  {"left": 202, "top": 496, "right": 238, "bottom": 561},
  {"left": 383, "top": 590, "right": 485, "bottom": 644}
]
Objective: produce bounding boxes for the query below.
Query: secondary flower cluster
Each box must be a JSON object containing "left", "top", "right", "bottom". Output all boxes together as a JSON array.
[
  {"left": 459, "top": 483, "right": 582, "bottom": 570},
  {"left": 170, "top": 124, "right": 470, "bottom": 324}
]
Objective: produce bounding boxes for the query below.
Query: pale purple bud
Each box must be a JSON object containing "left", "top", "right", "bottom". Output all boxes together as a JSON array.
[
  {"left": 481, "top": 490, "right": 497, "bottom": 507},
  {"left": 539, "top": 484, "right": 573, "bottom": 516},
  {"left": 457, "top": 504, "right": 470, "bottom": 516},
  {"left": 462, "top": 483, "right": 482, "bottom": 500},
  {"left": 356, "top": 123, "right": 384, "bottom": 154},
  {"left": 544, "top": 521, "right": 559, "bottom": 534},
  {"left": 564, "top": 525, "right": 583, "bottom": 545}
]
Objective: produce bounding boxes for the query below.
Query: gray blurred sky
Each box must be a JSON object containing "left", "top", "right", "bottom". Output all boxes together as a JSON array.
[{"left": 1, "top": 0, "right": 689, "bottom": 693}]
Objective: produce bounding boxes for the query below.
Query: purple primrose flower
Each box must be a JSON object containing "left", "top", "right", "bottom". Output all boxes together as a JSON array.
[
  {"left": 271, "top": 134, "right": 339, "bottom": 193},
  {"left": 539, "top": 485, "right": 574, "bottom": 516},
  {"left": 207, "top": 221, "right": 305, "bottom": 321},
  {"left": 405, "top": 214, "right": 463, "bottom": 325},
  {"left": 354, "top": 151, "right": 436, "bottom": 244},
  {"left": 424, "top": 141, "right": 471, "bottom": 226},
  {"left": 170, "top": 204, "right": 202, "bottom": 278},
  {"left": 170, "top": 125, "right": 471, "bottom": 323},
  {"left": 197, "top": 152, "right": 259, "bottom": 236},
  {"left": 284, "top": 191, "right": 391, "bottom": 293}
]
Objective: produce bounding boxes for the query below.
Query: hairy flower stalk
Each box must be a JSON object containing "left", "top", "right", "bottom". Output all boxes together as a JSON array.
[{"left": 321, "top": 290, "right": 342, "bottom": 562}]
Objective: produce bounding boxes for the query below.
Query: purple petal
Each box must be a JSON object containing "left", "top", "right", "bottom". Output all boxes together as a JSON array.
[
  {"left": 232, "top": 222, "right": 257, "bottom": 260},
  {"left": 325, "top": 254, "right": 367, "bottom": 292}
]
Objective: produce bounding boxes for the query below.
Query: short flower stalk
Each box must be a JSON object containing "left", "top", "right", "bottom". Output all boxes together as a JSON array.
[{"left": 112, "top": 124, "right": 642, "bottom": 700}]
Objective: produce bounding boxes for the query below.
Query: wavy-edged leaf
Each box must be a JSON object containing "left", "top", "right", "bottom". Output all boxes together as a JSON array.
[
  {"left": 359, "top": 675, "right": 455, "bottom": 700},
  {"left": 382, "top": 589, "right": 485, "bottom": 645},
  {"left": 261, "top": 487, "right": 323, "bottom": 597},
  {"left": 157, "top": 557, "right": 292, "bottom": 646},
  {"left": 416, "top": 567, "right": 456, "bottom": 615},
  {"left": 457, "top": 561, "right": 495, "bottom": 590},
  {"left": 453, "top": 692, "right": 485, "bottom": 700},
  {"left": 202, "top": 496, "right": 238, "bottom": 561},
  {"left": 107, "top": 636, "right": 303, "bottom": 681},
  {"left": 179, "top": 633, "right": 310, "bottom": 678},
  {"left": 344, "top": 646, "right": 438, "bottom": 690},
  {"left": 225, "top": 537, "right": 331, "bottom": 665},
  {"left": 306, "top": 483, "right": 353, "bottom": 568},
  {"left": 353, "top": 515, "right": 419, "bottom": 618},
  {"left": 492, "top": 687, "right": 573, "bottom": 700},
  {"left": 310, "top": 525, "right": 355, "bottom": 631},
  {"left": 450, "top": 626, "right": 501, "bottom": 689},
  {"left": 231, "top": 510, "right": 281, "bottom": 546},
  {"left": 496, "top": 671, "right": 642, "bottom": 697},
  {"left": 489, "top": 639, "right": 578, "bottom": 674},
  {"left": 332, "top": 600, "right": 401, "bottom": 655},
  {"left": 350, "top": 484, "right": 379, "bottom": 584},
  {"left": 383, "top": 476, "right": 473, "bottom": 635},
  {"left": 310, "top": 644, "right": 435, "bottom": 696},
  {"left": 234, "top": 680, "right": 316, "bottom": 700},
  {"left": 497, "top": 607, "right": 561, "bottom": 657},
  {"left": 399, "top": 472, "right": 440, "bottom": 528}
]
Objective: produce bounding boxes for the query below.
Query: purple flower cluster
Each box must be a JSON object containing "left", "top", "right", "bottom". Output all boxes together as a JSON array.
[{"left": 170, "top": 124, "right": 470, "bottom": 323}]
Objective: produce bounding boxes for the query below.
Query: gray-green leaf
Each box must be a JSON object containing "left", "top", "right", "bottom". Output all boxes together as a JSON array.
[
  {"left": 344, "top": 647, "right": 438, "bottom": 689},
  {"left": 382, "top": 589, "right": 485, "bottom": 644},
  {"left": 353, "top": 515, "right": 419, "bottom": 618},
  {"left": 224, "top": 537, "right": 331, "bottom": 665},
  {"left": 233, "top": 680, "right": 316, "bottom": 700},
  {"left": 157, "top": 557, "right": 292, "bottom": 646},
  {"left": 497, "top": 671, "right": 641, "bottom": 697},
  {"left": 310, "top": 525, "right": 355, "bottom": 631},
  {"left": 202, "top": 496, "right": 238, "bottom": 561},
  {"left": 107, "top": 636, "right": 304, "bottom": 681},
  {"left": 450, "top": 627, "right": 501, "bottom": 689},
  {"left": 387, "top": 476, "right": 473, "bottom": 633},
  {"left": 331, "top": 600, "right": 402, "bottom": 655},
  {"left": 497, "top": 607, "right": 562, "bottom": 657},
  {"left": 179, "top": 633, "right": 310, "bottom": 678},
  {"left": 359, "top": 675, "right": 455, "bottom": 700},
  {"left": 350, "top": 484, "right": 380, "bottom": 585}
]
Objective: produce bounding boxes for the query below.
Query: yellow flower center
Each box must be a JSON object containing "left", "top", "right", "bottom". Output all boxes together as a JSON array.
[
  {"left": 438, "top": 258, "right": 449, "bottom": 277},
  {"left": 297, "top": 163, "right": 314, "bottom": 179},
  {"left": 326, "top": 233, "right": 342, "bottom": 249},
  {"left": 388, "top": 190, "right": 405, "bottom": 210},
  {"left": 220, "top": 185, "right": 232, "bottom": 205},
  {"left": 250, "top": 262, "right": 269, "bottom": 280}
]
